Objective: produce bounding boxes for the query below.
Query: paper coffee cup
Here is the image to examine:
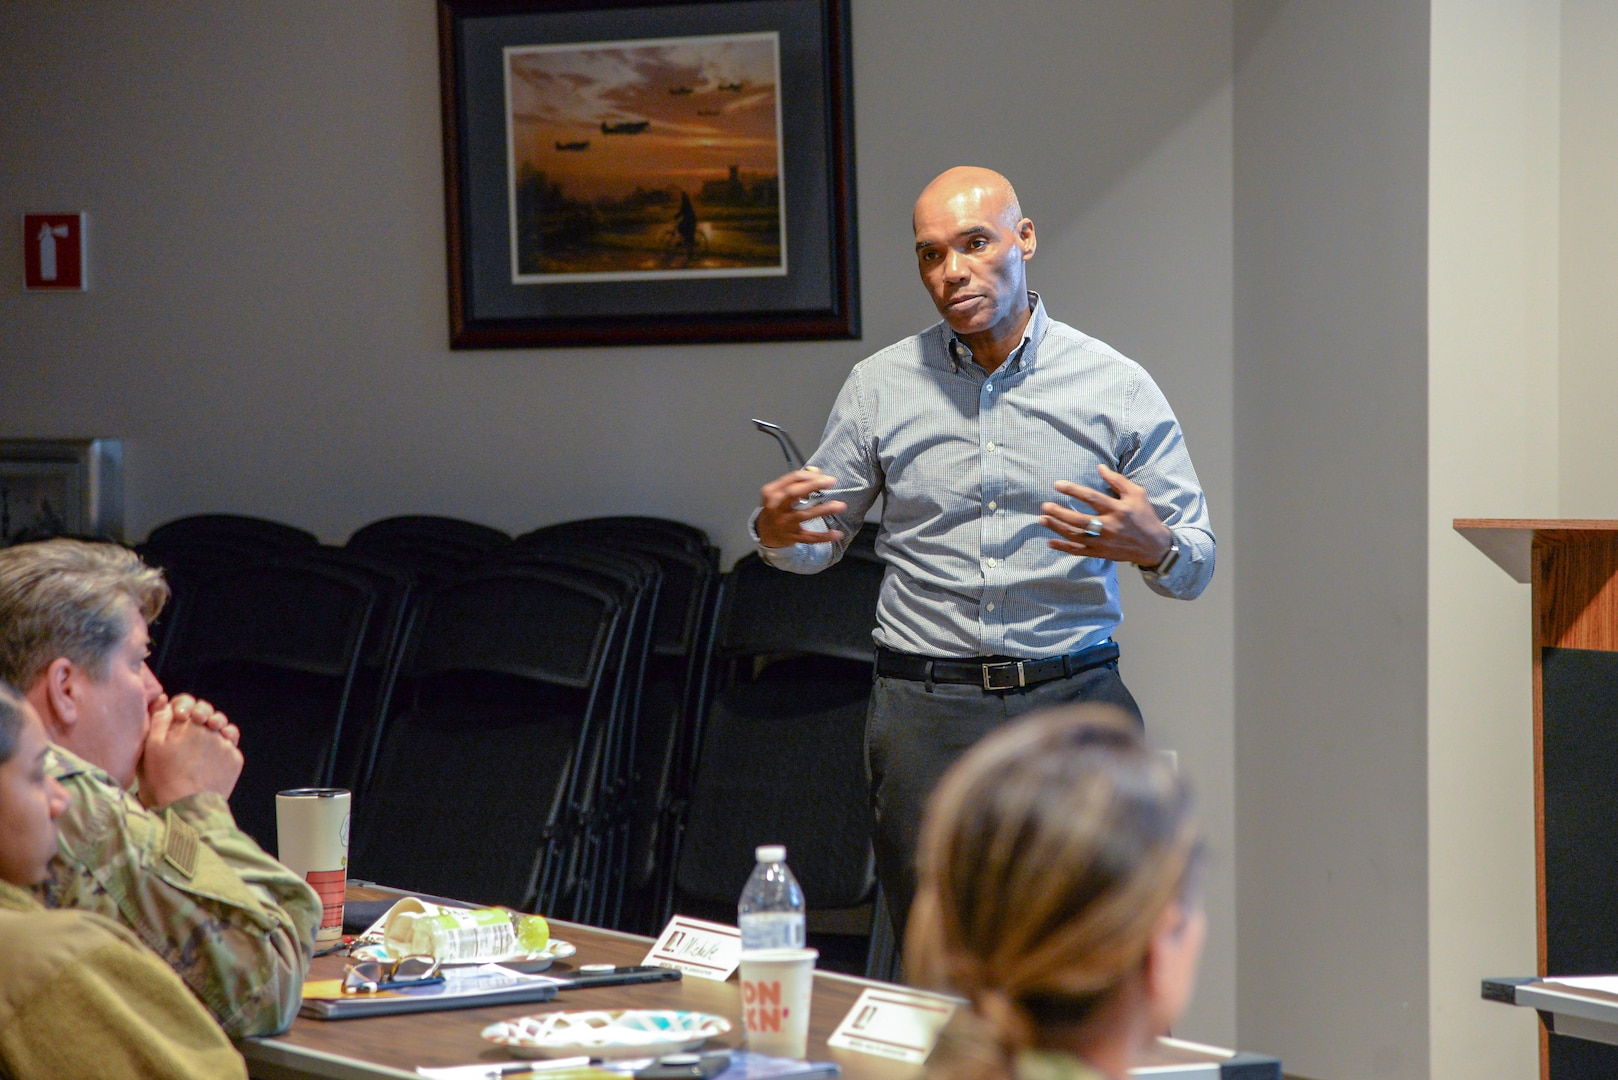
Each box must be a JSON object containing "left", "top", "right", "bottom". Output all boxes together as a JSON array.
[
  {"left": 739, "top": 947, "right": 818, "bottom": 1059},
  {"left": 276, "top": 788, "right": 350, "bottom": 943}
]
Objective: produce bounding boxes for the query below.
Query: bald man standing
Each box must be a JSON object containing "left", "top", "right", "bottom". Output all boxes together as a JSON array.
[{"left": 751, "top": 167, "right": 1216, "bottom": 941}]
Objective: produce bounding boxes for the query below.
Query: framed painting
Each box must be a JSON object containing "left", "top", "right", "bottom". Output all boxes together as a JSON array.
[
  {"left": 0, "top": 439, "right": 123, "bottom": 545},
  {"left": 439, "top": 0, "right": 859, "bottom": 348}
]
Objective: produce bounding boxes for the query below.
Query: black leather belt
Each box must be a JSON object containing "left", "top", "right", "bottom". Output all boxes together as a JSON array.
[{"left": 875, "top": 640, "right": 1121, "bottom": 692}]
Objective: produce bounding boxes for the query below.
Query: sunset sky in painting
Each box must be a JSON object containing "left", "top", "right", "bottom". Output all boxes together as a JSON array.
[{"left": 506, "top": 33, "right": 781, "bottom": 203}]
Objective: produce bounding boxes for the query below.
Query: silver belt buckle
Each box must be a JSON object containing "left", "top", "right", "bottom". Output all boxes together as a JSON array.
[{"left": 982, "top": 661, "right": 1025, "bottom": 691}]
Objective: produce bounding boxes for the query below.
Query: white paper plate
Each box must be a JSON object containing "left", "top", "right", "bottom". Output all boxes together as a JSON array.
[
  {"left": 480, "top": 937, "right": 576, "bottom": 968},
  {"left": 482, "top": 1009, "right": 731, "bottom": 1060}
]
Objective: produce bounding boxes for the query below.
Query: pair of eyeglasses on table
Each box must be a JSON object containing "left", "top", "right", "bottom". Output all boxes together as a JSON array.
[{"left": 342, "top": 954, "right": 444, "bottom": 993}]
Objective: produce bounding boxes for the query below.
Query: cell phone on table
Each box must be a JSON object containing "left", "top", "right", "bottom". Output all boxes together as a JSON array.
[
  {"left": 635, "top": 1052, "right": 732, "bottom": 1080},
  {"left": 555, "top": 963, "right": 682, "bottom": 989}
]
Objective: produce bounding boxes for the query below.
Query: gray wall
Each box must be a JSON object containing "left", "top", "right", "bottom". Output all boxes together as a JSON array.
[
  {"left": 0, "top": 0, "right": 1240, "bottom": 1046},
  {"left": 1427, "top": 1, "right": 1557, "bottom": 1074},
  {"left": 1234, "top": 2, "right": 1431, "bottom": 1078},
  {"left": 1560, "top": 0, "right": 1618, "bottom": 515}
]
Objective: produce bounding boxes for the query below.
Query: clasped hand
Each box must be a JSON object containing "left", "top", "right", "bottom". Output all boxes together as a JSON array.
[
  {"left": 1042, "top": 464, "right": 1172, "bottom": 567},
  {"left": 137, "top": 693, "right": 244, "bottom": 809}
]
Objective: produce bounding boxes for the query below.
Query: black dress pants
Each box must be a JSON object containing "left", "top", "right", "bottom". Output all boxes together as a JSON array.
[{"left": 864, "top": 660, "right": 1141, "bottom": 949}]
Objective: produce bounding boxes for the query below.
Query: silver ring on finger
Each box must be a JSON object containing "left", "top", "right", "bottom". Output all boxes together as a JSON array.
[{"left": 1083, "top": 517, "right": 1104, "bottom": 537}]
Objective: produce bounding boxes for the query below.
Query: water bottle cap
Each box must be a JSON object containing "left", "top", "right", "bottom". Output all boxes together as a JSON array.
[{"left": 755, "top": 844, "right": 787, "bottom": 863}]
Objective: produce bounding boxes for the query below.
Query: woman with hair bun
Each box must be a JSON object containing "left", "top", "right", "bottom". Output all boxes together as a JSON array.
[{"left": 908, "top": 704, "right": 1205, "bottom": 1080}]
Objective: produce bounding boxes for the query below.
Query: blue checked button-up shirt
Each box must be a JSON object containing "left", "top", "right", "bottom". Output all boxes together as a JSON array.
[{"left": 757, "top": 294, "right": 1215, "bottom": 659}]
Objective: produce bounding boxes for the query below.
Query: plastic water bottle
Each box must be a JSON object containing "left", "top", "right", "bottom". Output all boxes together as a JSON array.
[
  {"left": 739, "top": 844, "right": 806, "bottom": 950},
  {"left": 387, "top": 908, "right": 550, "bottom": 963}
]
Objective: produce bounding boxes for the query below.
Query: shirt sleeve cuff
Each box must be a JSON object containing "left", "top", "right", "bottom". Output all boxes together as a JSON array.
[
  {"left": 749, "top": 508, "right": 838, "bottom": 572},
  {"left": 1139, "top": 531, "right": 1202, "bottom": 597}
]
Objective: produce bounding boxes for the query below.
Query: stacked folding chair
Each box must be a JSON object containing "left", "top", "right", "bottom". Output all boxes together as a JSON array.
[
  {"left": 139, "top": 514, "right": 320, "bottom": 677},
  {"left": 155, "top": 554, "right": 382, "bottom": 849},
  {"left": 499, "top": 534, "right": 666, "bottom": 924},
  {"left": 516, "top": 518, "right": 722, "bottom": 932},
  {"left": 345, "top": 515, "right": 511, "bottom": 589},
  {"left": 347, "top": 562, "right": 626, "bottom": 912}
]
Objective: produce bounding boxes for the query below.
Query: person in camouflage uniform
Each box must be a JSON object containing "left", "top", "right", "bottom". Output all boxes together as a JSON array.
[
  {"left": 0, "top": 681, "right": 249, "bottom": 1079},
  {"left": 0, "top": 539, "right": 321, "bottom": 1037}
]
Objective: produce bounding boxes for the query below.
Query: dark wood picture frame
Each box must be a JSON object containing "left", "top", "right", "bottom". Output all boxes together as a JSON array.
[
  {"left": 439, "top": 0, "right": 859, "bottom": 349},
  {"left": 0, "top": 438, "right": 124, "bottom": 544}
]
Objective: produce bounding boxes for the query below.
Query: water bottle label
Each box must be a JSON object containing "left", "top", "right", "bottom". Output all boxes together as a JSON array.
[
  {"left": 427, "top": 920, "right": 517, "bottom": 963},
  {"left": 386, "top": 906, "right": 516, "bottom": 963},
  {"left": 739, "top": 911, "right": 806, "bottom": 950}
]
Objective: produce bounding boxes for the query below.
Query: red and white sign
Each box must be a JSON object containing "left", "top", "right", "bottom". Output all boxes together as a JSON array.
[
  {"left": 22, "top": 213, "right": 86, "bottom": 291},
  {"left": 642, "top": 915, "right": 743, "bottom": 981},
  {"left": 827, "top": 986, "right": 960, "bottom": 1064}
]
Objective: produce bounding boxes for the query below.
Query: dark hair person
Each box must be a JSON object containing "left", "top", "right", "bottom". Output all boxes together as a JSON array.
[
  {"left": 0, "top": 682, "right": 247, "bottom": 1079},
  {"left": 908, "top": 705, "right": 1206, "bottom": 1080}
]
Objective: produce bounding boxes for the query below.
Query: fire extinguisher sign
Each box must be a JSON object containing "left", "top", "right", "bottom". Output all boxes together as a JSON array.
[{"left": 22, "top": 213, "right": 87, "bottom": 291}]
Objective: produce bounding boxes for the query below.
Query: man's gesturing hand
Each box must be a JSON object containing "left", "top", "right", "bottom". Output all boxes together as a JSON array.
[
  {"left": 756, "top": 467, "right": 847, "bottom": 549},
  {"left": 1041, "top": 464, "right": 1173, "bottom": 566},
  {"left": 138, "top": 693, "right": 245, "bottom": 809}
]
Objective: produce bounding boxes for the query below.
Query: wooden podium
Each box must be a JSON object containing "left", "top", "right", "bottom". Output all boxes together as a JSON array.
[{"left": 1457, "top": 519, "right": 1618, "bottom": 1079}]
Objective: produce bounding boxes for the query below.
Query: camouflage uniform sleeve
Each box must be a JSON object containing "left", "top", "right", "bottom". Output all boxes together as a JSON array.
[{"left": 39, "top": 748, "right": 322, "bottom": 1037}]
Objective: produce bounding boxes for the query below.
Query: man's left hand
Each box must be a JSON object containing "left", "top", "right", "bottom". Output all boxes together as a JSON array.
[{"left": 1042, "top": 464, "right": 1172, "bottom": 566}]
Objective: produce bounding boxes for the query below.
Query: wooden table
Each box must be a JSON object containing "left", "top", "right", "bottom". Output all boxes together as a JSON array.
[{"left": 239, "top": 886, "right": 1279, "bottom": 1080}]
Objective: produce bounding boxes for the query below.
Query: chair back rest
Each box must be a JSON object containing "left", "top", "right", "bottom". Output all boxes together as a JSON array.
[{"left": 717, "top": 551, "right": 882, "bottom": 662}]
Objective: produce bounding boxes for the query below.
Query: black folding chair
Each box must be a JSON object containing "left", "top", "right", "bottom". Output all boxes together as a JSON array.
[
  {"left": 139, "top": 515, "right": 321, "bottom": 677},
  {"left": 516, "top": 520, "right": 722, "bottom": 932},
  {"left": 145, "top": 514, "right": 319, "bottom": 553},
  {"left": 305, "top": 548, "right": 419, "bottom": 793},
  {"left": 348, "top": 565, "right": 622, "bottom": 913},
  {"left": 674, "top": 543, "right": 890, "bottom": 975},
  {"left": 156, "top": 554, "right": 380, "bottom": 849},
  {"left": 345, "top": 516, "right": 511, "bottom": 589},
  {"left": 528, "top": 516, "right": 712, "bottom": 559},
  {"left": 498, "top": 539, "right": 666, "bottom": 925}
]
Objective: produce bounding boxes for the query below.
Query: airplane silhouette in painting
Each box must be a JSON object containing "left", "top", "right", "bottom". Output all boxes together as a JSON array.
[
  {"left": 669, "top": 86, "right": 694, "bottom": 95},
  {"left": 554, "top": 140, "right": 590, "bottom": 151},
  {"left": 600, "top": 120, "right": 650, "bottom": 134},
  {"left": 718, "top": 81, "right": 744, "bottom": 91}
]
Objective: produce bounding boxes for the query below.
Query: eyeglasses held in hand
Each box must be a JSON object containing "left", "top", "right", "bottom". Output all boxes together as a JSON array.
[
  {"left": 751, "top": 419, "right": 807, "bottom": 470},
  {"left": 342, "top": 954, "right": 444, "bottom": 993}
]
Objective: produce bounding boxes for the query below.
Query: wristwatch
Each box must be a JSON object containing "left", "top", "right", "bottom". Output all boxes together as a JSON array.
[{"left": 1141, "top": 536, "right": 1181, "bottom": 582}]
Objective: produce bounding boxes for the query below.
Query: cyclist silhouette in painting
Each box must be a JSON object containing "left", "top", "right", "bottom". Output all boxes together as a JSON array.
[{"left": 673, "top": 191, "right": 699, "bottom": 262}]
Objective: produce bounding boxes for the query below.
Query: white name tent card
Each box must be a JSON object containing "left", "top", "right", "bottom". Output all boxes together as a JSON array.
[
  {"left": 1544, "top": 975, "right": 1618, "bottom": 995},
  {"left": 643, "top": 915, "right": 743, "bottom": 981},
  {"left": 827, "top": 986, "right": 960, "bottom": 1064}
]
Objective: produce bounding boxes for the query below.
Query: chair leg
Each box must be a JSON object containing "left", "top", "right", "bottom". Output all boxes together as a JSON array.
[{"left": 864, "top": 884, "right": 903, "bottom": 984}]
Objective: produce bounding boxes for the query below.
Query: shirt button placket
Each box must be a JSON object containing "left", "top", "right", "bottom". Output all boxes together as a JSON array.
[{"left": 981, "top": 371, "right": 1006, "bottom": 654}]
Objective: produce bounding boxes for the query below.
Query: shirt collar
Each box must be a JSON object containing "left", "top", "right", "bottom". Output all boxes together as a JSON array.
[
  {"left": 946, "top": 291, "right": 1048, "bottom": 376},
  {"left": 44, "top": 743, "right": 97, "bottom": 784}
]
